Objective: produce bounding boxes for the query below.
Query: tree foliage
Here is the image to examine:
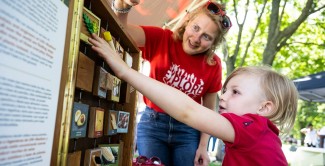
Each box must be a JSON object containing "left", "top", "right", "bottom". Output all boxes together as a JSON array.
[{"left": 223, "top": 0, "right": 325, "bottom": 75}]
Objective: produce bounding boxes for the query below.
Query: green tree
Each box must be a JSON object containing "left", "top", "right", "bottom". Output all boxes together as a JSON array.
[{"left": 223, "top": 0, "right": 325, "bottom": 76}]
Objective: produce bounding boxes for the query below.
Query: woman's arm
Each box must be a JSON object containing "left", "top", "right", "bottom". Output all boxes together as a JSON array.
[
  {"left": 111, "top": 0, "right": 145, "bottom": 47},
  {"left": 199, "top": 92, "right": 218, "bottom": 148},
  {"left": 194, "top": 92, "right": 218, "bottom": 165}
]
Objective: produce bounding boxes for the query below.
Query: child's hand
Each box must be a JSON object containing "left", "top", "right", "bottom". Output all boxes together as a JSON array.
[
  {"left": 89, "top": 34, "right": 115, "bottom": 61},
  {"left": 89, "top": 34, "right": 129, "bottom": 78}
]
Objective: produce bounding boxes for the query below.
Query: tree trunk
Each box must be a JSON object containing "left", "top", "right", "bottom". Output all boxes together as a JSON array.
[{"left": 262, "top": 46, "right": 277, "bottom": 66}]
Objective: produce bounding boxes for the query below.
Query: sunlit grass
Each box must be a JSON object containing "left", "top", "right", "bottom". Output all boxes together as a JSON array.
[{"left": 209, "top": 162, "right": 222, "bottom": 166}]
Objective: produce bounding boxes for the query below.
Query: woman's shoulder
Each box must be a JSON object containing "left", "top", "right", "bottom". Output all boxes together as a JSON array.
[
  {"left": 140, "top": 26, "right": 175, "bottom": 43},
  {"left": 141, "top": 26, "right": 173, "bottom": 34}
]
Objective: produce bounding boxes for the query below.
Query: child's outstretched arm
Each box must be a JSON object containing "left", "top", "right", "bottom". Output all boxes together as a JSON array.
[{"left": 89, "top": 34, "right": 235, "bottom": 142}]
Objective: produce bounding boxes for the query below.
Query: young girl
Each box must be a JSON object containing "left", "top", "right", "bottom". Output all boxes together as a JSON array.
[
  {"left": 89, "top": 34, "right": 298, "bottom": 165},
  {"left": 110, "top": 0, "right": 231, "bottom": 165}
]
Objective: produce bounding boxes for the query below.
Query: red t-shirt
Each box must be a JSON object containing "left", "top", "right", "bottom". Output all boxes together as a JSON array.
[
  {"left": 140, "top": 26, "right": 222, "bottom": 113},
  {"left": 221, "top": 113, "right": 288, "bottom": 166}
]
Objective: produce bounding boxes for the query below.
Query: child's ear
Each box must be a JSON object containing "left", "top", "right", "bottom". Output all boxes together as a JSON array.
[{"left": 257, "top": 101, "right": 274, "bottom": 116}]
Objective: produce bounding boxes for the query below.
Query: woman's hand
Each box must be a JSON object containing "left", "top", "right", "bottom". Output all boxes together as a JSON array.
[
  {"left": 194, "top": 146, "right": 210, "bottom": 166},
  {"left": 113, "top": 0, "right": 139, "bottom": 9},
  {"left": 123, "top": 0, "right": 139, "bottom": 6},
  {"left": 88, "top": 34, "right": 129, "bottom": 79}
]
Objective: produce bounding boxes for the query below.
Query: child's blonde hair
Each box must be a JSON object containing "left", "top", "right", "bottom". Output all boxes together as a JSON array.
[{"left": 223, "top": 66, "right": 298, "bottom": 134}]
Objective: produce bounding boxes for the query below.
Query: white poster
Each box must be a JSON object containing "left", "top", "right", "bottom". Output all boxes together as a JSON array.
[{"left": 0, "top": 0, "right": 68, "bottom": 165}]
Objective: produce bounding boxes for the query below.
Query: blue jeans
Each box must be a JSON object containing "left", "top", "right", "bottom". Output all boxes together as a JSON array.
[{"left": 137, "top": 107, "right": 200, "bottom": 166}]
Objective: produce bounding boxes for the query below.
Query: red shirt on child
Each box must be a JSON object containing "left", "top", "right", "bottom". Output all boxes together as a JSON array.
[{"left": 221, "top": 113, "right": 287, "bottom": 166}]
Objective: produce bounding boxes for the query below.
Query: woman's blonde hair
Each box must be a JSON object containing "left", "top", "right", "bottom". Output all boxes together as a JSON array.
[
  {"left": 223, "top": 66, "right": 298, "bottom": 135},
  {"left": 173, "top": 1, "right": 228, "bottom": 65}
]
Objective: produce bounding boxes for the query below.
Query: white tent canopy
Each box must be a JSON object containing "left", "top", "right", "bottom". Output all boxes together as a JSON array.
[{"left": 293, "top": 71, "right": 325, "bottom": 103}]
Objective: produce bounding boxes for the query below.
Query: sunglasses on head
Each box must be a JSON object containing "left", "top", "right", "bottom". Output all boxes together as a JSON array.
[{"left": 206, "top": 1, "right": 232, "bottom": 30}]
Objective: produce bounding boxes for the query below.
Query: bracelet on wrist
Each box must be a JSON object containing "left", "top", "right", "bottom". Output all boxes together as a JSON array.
[{"left": 111, "top": 0, "right": 132, "bottom": 13}]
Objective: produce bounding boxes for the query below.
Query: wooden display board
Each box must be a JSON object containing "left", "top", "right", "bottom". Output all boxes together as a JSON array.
[
  {"left": 51, "top": 0, "right": 141, "bottom": 166},
  {"left": 0, "top": 0, "right": 141, "bottom": 165}
]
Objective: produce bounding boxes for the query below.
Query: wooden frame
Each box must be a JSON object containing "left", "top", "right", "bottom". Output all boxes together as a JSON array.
[
  {"left": 53, "top": 0, "right": 141, "bottom": 165},
  {"left": 70, "top": 102, "right": 89, "bottom": 139},
  {"left": 80, "top": 7, "right": 101, "bottom": 44},
  {"left": 107, "top": 76, "right": 121, "bottom": 102},
  {"left": 117, "top": 111, "right": 130, "bottom": 133},
  {"left": 98, "top": 142, "right": 124, "bottom": 166},
  {"left": 88, "top": 107, "right": 105, "bottom": 138},
  {"left": 104, "top": 110, "right": 118, "bottom": 135},
  {"left": 93, "top": 66, "right": 108, "bottom": 98},
  {"left": 84, "top": 148, "right": 102, "bottom": 166},
  {"left": 76, "top": 52, "right": 95, "bottom": 92}
]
